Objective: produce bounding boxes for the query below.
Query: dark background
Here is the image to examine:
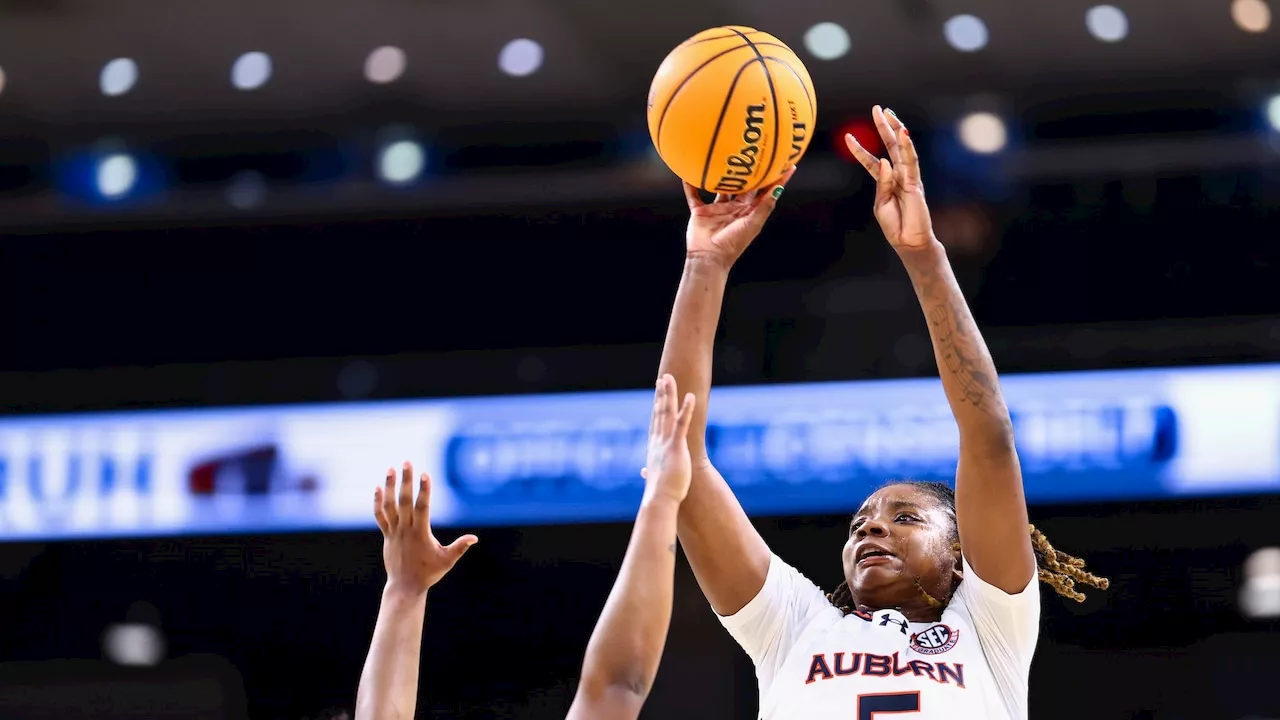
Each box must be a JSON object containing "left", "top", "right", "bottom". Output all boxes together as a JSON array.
[{"left": 2, "top": 0, "right": 1280, "bottom": 718}]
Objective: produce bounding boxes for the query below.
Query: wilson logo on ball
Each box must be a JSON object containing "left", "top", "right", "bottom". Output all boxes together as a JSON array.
[{"left": 714, "top": 102, "right": 767, "bottom": 193}]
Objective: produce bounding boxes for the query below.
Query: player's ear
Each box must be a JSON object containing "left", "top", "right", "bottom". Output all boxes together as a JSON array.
[{"left": 951, "top": 544, "right": 964, "bottom": 584}]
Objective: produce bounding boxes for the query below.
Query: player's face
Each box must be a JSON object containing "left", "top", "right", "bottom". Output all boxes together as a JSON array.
[{"left": 840, "top": 485, "right": 960, "bottom": 613}]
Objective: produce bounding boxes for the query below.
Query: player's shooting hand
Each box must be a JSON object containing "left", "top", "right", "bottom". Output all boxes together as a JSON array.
[
  {"left": 640, "top": 374, "right": 697, "bottom": 506},
  {"left": 373, "top": 462, "right": 477, "bottom": 597},
  {"left": 683, "top": 166, "right": 796, "bottom": 271},
  {"left": 844, "top": 106, "right": 936, "bottom": 252}
]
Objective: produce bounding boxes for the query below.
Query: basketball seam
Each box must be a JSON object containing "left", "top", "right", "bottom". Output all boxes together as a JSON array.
[
  {"left": 678, "top": 29, "right": 766, "bottom": 48},
  {"left": 727, "top": 28, "right": 781, "bottom": 193},
  {"left": 761, "top": 55, "right": 816, "bottom": 133},
  {"left": 697, "top": 57, "right": 763, "bottom": 192},
  {"left": 654, "top": 44, "right": 755, "bottom": 156},
  {"left": 654, "top": 42, "right": 792, "bottom": 154}
]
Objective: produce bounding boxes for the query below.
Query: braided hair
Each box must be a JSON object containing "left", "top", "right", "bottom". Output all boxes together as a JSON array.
[{"left": 827, "top": 481, "right": 1109, "bottom": 613}]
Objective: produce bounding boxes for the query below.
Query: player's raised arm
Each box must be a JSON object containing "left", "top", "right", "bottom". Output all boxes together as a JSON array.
[
  {"left": 845, "top": 107, "right": 1035, "bottom": 594},
  {"left": 567, "top": 374, "right": 696, "bottom": 720},
  {"left": 354, "top": 463, "right": 478, "bottom": 720},
  {"left": 659, "top": 168, "right": 793, "bottom": 617}
]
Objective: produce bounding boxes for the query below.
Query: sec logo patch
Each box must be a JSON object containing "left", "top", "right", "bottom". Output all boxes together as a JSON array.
[{"left": 910, "top": 624, "right": 959, "bottom": 655}]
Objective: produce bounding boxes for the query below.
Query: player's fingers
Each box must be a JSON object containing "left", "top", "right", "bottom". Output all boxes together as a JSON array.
[
  {"left": 682, "top": 182, "right": 705, "bottom": 210},
  {"left": 882, "top": 107, "right": 905, "bottom": 133},
  {"left": 414, "top": 472, "right": 431, "bottom": 521},
  {"left": 845, "top": 135, "right": 882, "bottom": 178},
  {"left": 747, "top": 166, "right": 795, "bottom": 226},
  {"left": 744, "top": 186, "right": 767, "bottom": 205},
  {"left": 398, "top": 461, "right": 414, "bottom": 511},
  {"left": 896, "top": 124, "right": 922, "bottom": 190},
  {"left": 714, "top": 192, "right": 736, "bottom": 204},
  {"left": 872, "top": 105, "right": 902, "bottom": 166},
  {"left": 648, "top": 393, "right": 658, "bottom": 439},
  {"left": 383, "top": 468, "right": 399, "bottom": 525},
  {"left": 649, "top": 376, "right": 664, "bottom": 438},
  {"left": 876, "top": 158, "right": 896, "bottom": 204},
  {"left": 665, "top": 374, "right": 681, "bottom": 435},
  {"left": 658, "top": 373, "right": 676, "bottom": 436},
  {"left": 444, "top": 534, "right": 479, "bottom": 564},
  {"left": 373, "top": 488, "right": 390, "bottom": 534},
  {"left": 676, "top": 392, "right": 697, "bottom": 437}
]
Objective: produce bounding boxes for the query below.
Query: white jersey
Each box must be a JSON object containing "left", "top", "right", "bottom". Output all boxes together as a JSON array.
[{"left": 718, "top": 553, "right": 1039, "bottom": 720}]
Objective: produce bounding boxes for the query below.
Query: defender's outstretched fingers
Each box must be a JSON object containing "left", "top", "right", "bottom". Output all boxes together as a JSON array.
[
  {"left": 676, "top": 392, "right": 697, "bottom": 437},
  {"left": 373, "top": 487, "right": 390, "bottom": 534},
  {"left": 398, "top": 462, "right": 414, "bottom": 511},
  {"left": 414, "top": 473, "right": 431, "bottom": 520},
  {"left": 896, "top": 125, "right": 923, "bottom": 189},
  {"left": 873, "top": 105, "right": 902, "bottom": 166},
  {"left": 657, "top": 374, "right": 677, "bottom": 437},
  {"left": 845, "top": 134, "right": 882, "bottom": 179},
  {"left": 383, "top": 468, "right": 399, "bottom": 526},
  {"left": 682, "top": 182, "right": 705, "bottom": 210},
  {"left": 649, "top": 376, "right": 664, "bottom": 439},
  {"left": 443, "top": 533, "right": 479, "bottom": 563}
]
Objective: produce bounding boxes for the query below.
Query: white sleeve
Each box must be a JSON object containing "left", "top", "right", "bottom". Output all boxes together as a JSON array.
[
  {"left": 716, "top": 554, "right": 837, "bottom": 693},
  {"left": 954, "top": 558, "right": 1040, "bottom": 717}
]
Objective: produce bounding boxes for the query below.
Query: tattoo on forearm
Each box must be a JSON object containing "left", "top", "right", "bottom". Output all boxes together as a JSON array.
[
  {"left": 910, "top": 262, "right": 1006, "bottom": 421},
  {"left": 928, "top": 304, "right": 997, "bottom": 410}
]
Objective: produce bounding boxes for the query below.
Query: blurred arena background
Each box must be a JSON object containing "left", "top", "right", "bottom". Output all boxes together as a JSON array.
[{"left": 1, "top": 0, "right": 1280, "bottom": 718}]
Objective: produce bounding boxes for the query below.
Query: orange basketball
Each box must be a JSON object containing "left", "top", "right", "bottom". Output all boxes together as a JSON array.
[{"left": 647, "top": 26, "right": 817, "bottom": 194}]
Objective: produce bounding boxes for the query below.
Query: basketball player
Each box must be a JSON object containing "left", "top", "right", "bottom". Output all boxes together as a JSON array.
[
  {"left": 565, "top": 373, "right": 696, "bottom": 719},
  {"left": 355, "top": 375, "right": 697, "bottom": 720},
  {"left": 355, "top": 461, "right": 478, "bottom": 720},
  {"left": 656, "top": 106, "right": 1108, "bottom": 719}
]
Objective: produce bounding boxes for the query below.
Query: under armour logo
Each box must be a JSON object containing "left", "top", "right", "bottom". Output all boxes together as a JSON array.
[{"left": 877, "top": 611, "right": 910, "bottom": 635}]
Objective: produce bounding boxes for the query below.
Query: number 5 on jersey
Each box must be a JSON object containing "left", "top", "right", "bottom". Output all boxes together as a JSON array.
[{"left": 858, "top": 691, "right": 920, "bottom": 719}]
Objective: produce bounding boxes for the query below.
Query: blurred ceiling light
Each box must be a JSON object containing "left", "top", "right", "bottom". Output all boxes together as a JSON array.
[
  {"left": 231, "top": 51, "right": 272, "bottom": 90},
  {"left": 378, "top": 140, "right": 425, "bottom": 184},
  {"left": 958, "top": 112, "right": 1007, "bottom": 154},
  {"left": 226, "top": 170, "right": 267, "bottom": 210},
  {"left": 498, "top": 38, "right": 543, "bottom": 77},
  {"left": 1085, "top": 5, "right": 1130, "bottom": 42},
  {"left": 365, "top": 46, "right": 406, "bottom": 84},
  {"left": 0, "top": 66, "right": 6, "bottom": 97},
  {"left": 1240, "top": 546, "right": 1280, "bottom": 619},
  {"left": 803, "top": 22, "right": 851, "bottom": 60},
  {"left": 943, "top": 14, "right": 989, "bottom": 52},
  {"left": 1232, "top": 0, "right": 1272, "bottom": 32},
  {"left": 103, "top": 622, "right": 164, "bottom": 667},
  {"left": 100, "top": 58, "right": 138, "bottom": 96},
  {"left": 96, "top": 153, "right": 137, "bottom": 198},
  {"left": 1266, "top": 95, "right": 1280, "bottom": 132}
]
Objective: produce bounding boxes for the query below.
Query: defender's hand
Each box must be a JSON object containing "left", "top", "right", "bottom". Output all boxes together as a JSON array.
[
  {"left": 373, "top": 462, "right": 477, "bottom": 597},
  {"left": 641, "top": 374, "right": 697, "bottom": 506}
]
